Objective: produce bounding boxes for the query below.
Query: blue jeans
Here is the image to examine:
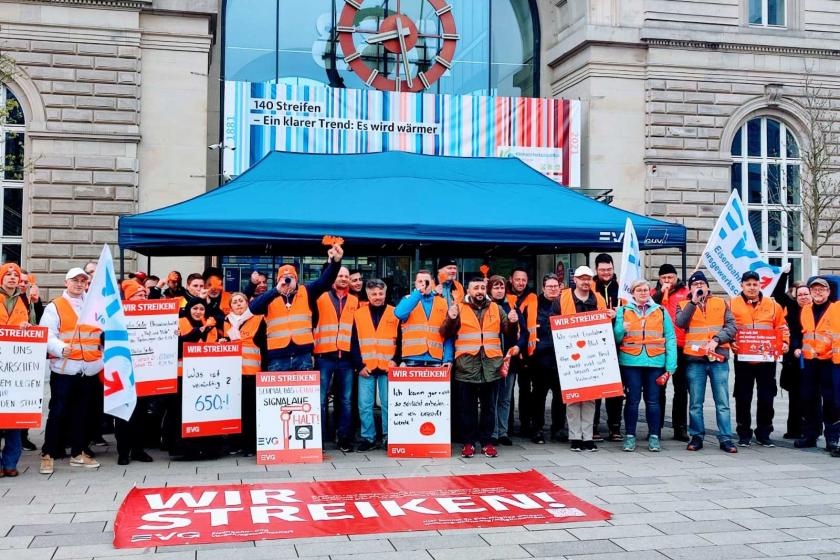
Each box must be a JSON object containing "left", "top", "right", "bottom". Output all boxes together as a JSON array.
[
  {"left": 493, "top": 365, "right": 517, "bottom": 439},
  {"left": 622, "top": 366, "right": 662, "bottom": 437},
  {"left": 267, "top": 352, "right": 313, "bottom": 372},
  {"left": 317, "top": 355, "right": 354, "bottom": 443},
  {"left": 0, "top": 430, "right": 21, "bottom": 470},
  {"left": 685, "top": 360, "right": 733, "bottom": 442},
  {"left": 403, "top": 359, "right": 442, "bottom": 367},
  {"left": 358, "top": 373, "right": 388, "bottom": 442}
]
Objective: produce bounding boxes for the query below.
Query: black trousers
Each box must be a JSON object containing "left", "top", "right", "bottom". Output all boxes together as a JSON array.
[
  {"left": 733, "top": 360, "right": 777, "bottom": 440},
  {"left": 531, "top": 350, "right": 566, "bottom": 436},
  {"left": 85, "top": 374, "right": 104, "bottom": 443},
  {"left": 516, "top": 356, "right": 536, "bottom": 435},
  {"left": 240, "top": 375, "right": 257, "bottom": 453},
  {"left": 593, "top": 396, "right": 624, "bottom": 435},
  {"left": 115, "top": 397, "right": 149, "bottom": 457},
  {"left": 801, "top": 359, "right": 840, "bottom": 443},
  {"left": 780, "top": 359, "right": 803, "bottom": 436},
  {"left": 658, "top": 352, "right": 688, "bottom": 434},
  {"left": 457, "top": 379, "right": 499, "bottom": 446},
  {"left": 43, "top": 372, "right": 93, "bottom": 458}
]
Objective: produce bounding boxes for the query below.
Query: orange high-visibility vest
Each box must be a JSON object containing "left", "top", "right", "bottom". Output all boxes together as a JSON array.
[
  {"left": 313, "top": 292, "right": 358, "bottom": 354},
  {"left": 679, "top": 297, "right": 731, "bottom": 357},
  {"left": 507, "top": 292, "right": 538, "bottom": 355},
  {"left": 455, "top": 302, "right": 502, "bottom": 359},
  {"left": 354, "top": 305, "right": 399, "bottom": 371},
  {"left": 0, "top": 292, "right": 30, "bottom": 325},
  {"left": 265, "top": 286, "right": 314, "bottom": 351},
  {"left": 620, "top": 306, "right": 666, "bottom": 357},
  {"left": 558, "top": 288, "right": 607, "bottom": 316},
  {"left": 177, "top": 316, "right": 218, "bottom": 376},
  {"left": 730, "top": 296, "right": 790, "bottom": 344},
  {"left": 217, "top": 291, "right": 232, "bottom": 315},
  {"left": 224, "top": 315, "right": 264, "bottom": 375},
  {"left": 401, "top": 296, "right": 447, "bottom": 360},
  {"left": 800, "top": 302, "right": 840, "bottom": 363},
  {"left": 53, "top": 297, "right": 102, "bottom": 361}
]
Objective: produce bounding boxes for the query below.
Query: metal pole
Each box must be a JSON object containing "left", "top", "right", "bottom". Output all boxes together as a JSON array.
[
  {"left": 413, "top": 246, "right": 420, "bottom": 274},
  {"left": 119, "top": 248, "right": 125, "bottom": 281},
  {"left": 147, "top": 255, "right": 151, "bottom": 274},
  {"left": 681, "top": 246, "right": 687, "bottom": 281}
]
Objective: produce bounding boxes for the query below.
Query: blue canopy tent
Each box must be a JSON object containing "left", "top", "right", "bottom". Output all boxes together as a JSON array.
[{"left": 118, "top": 151, "right": 686, "bottom": 264}]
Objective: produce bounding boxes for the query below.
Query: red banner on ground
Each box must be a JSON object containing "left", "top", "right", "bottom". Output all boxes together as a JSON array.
[{"left": 113, "top": 470, "right": 610, "bottom": 548}]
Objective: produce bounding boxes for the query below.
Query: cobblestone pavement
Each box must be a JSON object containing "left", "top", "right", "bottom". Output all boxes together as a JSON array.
[{"left": 1, "top": 382, "right": 838, "bottom": 560}]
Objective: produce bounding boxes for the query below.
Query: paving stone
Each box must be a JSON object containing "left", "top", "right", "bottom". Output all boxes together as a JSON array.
[
  {"left": 430, "top": 544, "right": 531, "bottom": 560},
  {"left": 659, "top": 544, "right": 779, "bottom": 560},
  {"left": 749, "top": 540, "right": 840, "bottom": 556},
  {"left": 294, "top": 539, "right": 394, "bottom": 557},
  {"left": 196, "top": 545, "right": 296, "bottom": 559},
  {"left": 0, "top": 535, "right": 33, "bottom": 549},
  {"left": 3, "top": 549, "right": 58, "bottom": 560},
  {"left": 651, "top": 520, "right": 745, "bottom": 535},
  {"left": 481, "top": 528, "right": 576, "bottom": 545},
  {"left": 681, "top": 508, "right": 769, "bottom": 521},
  {"left": 809, "top": 515, "right": 840, "bottom": 526},
  {"left": 523, "top": 539, "right": 624, "bottom": 557},
  {"left": 30, "top": 531, "right": 115, "bottom": 547},
  {"left": 611, "top": 534, "right": 709, "bottom": 551},
  {"left": 563, "top": 552, "right": 669, "bottom": 560},
  {"left": 390, "top": 534, "right": 487, "bottom": 550},
  {"left": 699, "top": 528, "right": 798, "bottom": 544},
  {"left": 332, "top": 551, "right": 433, "bottom": 560},
  {"left": 756, "top": 505, "right": 840, "bottom": 518},
  {"left": 54, "top": 542, "right": 154, "bottom": 558},
  {"left": 608, "top": 512, "right": 693, "bottom": 525},
  {"left": 735, "top": 516, "right": 828, "bottom": 529},
  {"left": 568, "top": 524, "right": 662, "bottom": 540},
  {"left": 782, "top": 526, "right": 840, "bottom": 540}
]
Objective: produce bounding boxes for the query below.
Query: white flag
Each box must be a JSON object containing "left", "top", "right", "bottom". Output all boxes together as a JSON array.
[
  {"left": 617, "top": 218, "right": 642, "bottom": 303},
  {"left": 78, "top": 245, "right": 137, "bottom": 421},
  {"left": 702, "top": 190, "right": 783, "bottom": 297}
]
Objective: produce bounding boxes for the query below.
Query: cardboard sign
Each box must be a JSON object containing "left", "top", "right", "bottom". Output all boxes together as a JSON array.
[
  {"left": 387, "top": 367, "right": 450, "bottom": 458},
  {"left": 0, "top": 326, "right": 48, "bottom": 429},
  {"left": 256, "top": 371, "right": 322, "bottom": 464},
  {"left": 181, "top": 342, "right": 242, "bottom": 437},
  {"left": 123, "top": 299, "right": 179, "bottom": 396},
  {"left": 736, "top": 328, "right": 783, "bottom": 362},
  {"left": 550, "top": 311, "right": 623, "bottom": 404},
  {"left": 113, "top": 470, "right": 611, "bottom": 548}
]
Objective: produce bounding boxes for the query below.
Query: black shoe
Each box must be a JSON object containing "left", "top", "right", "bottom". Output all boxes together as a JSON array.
[
  {"left": 737, "top": 437, "right": 751, "bottom": 447},
  {"left": 117, "top": 455, "right": 130, "bottom": 466},
  {"left": 720, "top": 441, "right": 738, "bottom": 453},
  {"left": 831, "top": 447, "right": 840, "bottom": 458},
  {"left": 498, "top": 436, "right": 513, "bottom": 446},
  {"left": 338, "top": 440, "right": 354, "bottom": 453},
  {"left": 241, "top": 451, "right": 255, "bottom": 458},
  {"left": 783, "top": 432, "right": 802, "bottom": 440},
  {"left": 687, "top": 436, "right": 704, "bottom": 451},
  {"left": 131, "top": 450, "right": 153, "bottom": 463},
  {"left": 673, "top": 428, "right": 690, "bottom": 443},
  {"left": 570, "top": 440, "right": 583, "bottom": 452},
  {"left": 21, "top": 438, "right": 37, "bottom": 451},
  {"left": 531, "top": 432, "right": 546, "bottom": 444},
  {"left": 794, "top": 438, "right": 817, "bottom": 449},
  {"left": 584, "top": 440, "right": 598, "bottom": 452},
  {"left": 551, "top": 432, "right": 569, "bottom": 443},
  {"left": 356, "top": 440, "right": 377, "bottom": 452},
  {"left": 755, "top": 437, "right": 775, "bottom": 448},
  {"left": 592, "top": 432, "right": 604, "bottom": 442},
  {"left": 82, "top": 447, "right": 96, "bottom": 458}
]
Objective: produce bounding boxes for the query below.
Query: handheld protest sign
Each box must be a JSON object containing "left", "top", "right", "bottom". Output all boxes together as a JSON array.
[
  {"left": 387, "top": 366, "right": 450, "bottom": 458},
  {"left": 123, "top": 298, "right": 179, "bottom": 396},
  {"left": 256, "top": 371, "right": 322, "bottom": 464},
  {"left": 0, "top": 326, "right": 48, "bottom": 428},
  {"left": 181, "top": 342, "right": 242, "bottom": 437}
]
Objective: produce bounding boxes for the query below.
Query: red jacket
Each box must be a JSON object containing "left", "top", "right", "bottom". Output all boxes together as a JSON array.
[{"left": 653, "top": 284, "right": 689, "bottom": 348}]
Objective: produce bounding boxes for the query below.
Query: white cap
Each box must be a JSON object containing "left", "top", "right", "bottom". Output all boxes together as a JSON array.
[
  {"left": 65, "top": 267, "right": 90, "bottom": 281},
  {"left": 573, "top": 265, "right": 595, "bottom": 278}
]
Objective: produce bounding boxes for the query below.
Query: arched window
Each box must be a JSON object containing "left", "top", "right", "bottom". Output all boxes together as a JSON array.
[
  {"left": 0, "top": 85, "right": 24, "bottom": 264},
  {"left": 223, "top": 0, "right": 538, "bottom": 97},
  {"left": 731, "top": 116, "right": 802, "bottom": 280}
]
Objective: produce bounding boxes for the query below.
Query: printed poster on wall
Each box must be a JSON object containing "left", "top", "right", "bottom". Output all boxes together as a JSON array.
[
  {"left": 256, "top": 371, "right": 322, "bottom": 464},
  {"left": 224, "top": 83, "right": 581, "bottom": 187},
  {"left": 387, "top": 367, "right": 450, "bottom": 458},
  {"left": 0, "top": 326, "right": 48, "bottom": 429},
  {"left": 124, "top": 299, "right": 179, "bottom": 396},
  {"left": 550, "top": 311, "right": 623, "bottom": 404},
  {"left": 181, "top": 342, "right": 242, "bottom": 438}
]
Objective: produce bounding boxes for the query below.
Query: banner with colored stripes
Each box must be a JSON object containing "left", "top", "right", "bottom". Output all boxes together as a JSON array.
[{"left": 223, "top": 82, "right": 580, "bottom": 186}]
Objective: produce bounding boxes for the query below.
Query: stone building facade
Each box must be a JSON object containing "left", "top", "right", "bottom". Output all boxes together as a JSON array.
[
  {"left": 540, "top": 0, "right": 840, "bottom": 280},
  {"left": 0, "top": 0, "right": 216, "bottom": 297}
]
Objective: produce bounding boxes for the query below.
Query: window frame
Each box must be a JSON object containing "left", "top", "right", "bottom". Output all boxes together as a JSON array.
[
  {"left": 731, "top": 115, "right": 802, "bottom": 278},
  {"left": 0, "top": 85, "right": 24, "bottom": 266},
  {"left": 748, "top": 0, "right": 787, "bottom": 28}
]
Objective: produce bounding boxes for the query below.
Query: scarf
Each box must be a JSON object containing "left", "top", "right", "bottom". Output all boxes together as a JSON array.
[{"left": 225, "top": 308, "right": 254, "bottom": 340}]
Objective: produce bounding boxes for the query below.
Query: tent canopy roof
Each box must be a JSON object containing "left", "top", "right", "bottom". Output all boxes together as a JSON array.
[{"left": 118, "top": 151, "right": 686, "bottom": 256}]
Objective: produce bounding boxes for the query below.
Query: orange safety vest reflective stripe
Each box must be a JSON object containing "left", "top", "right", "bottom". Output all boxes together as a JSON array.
[
  {"left": 507, "top": 292, "right": 538, "bottom": 355},
  {"left": 679, "top": 297, "right": 730, "bottom": 357},
  {"left": 800, "top": 302, "right": 840, "bottom": 363},
  {"left": 313, "top": 292, "right": 358, "bottom": 354},
  {"left": 53, "top": 297, "right": 102, "bottom": 361},
  {"left": 558, "top": 288, "right": 607, "bottom": 316},
  {"left": 224, "top": 315, "right": 264, "bottom": 375},
  {"left": 177, "top": 316, "right": 218, "bottom": 376},
  {"left": 730, "top": 296, "right": 790, "bottom": 344},
  {"left": 354, "top": 305, "right": 399, "bottom": 371},
  {"left": 401, "top": 296, "right": 447, "bottom": 360},
  {"left": 265, "top": 286, "right": 314, "bottom": 351},
  {"left": 620, "top": 306, "right": 666, "bottom": 357},
  {"left": 455, "top": 302, "right": 503, "bottom": 359},
  {"left": 0, "top": 292, "right": 30, "bottom": 325}
]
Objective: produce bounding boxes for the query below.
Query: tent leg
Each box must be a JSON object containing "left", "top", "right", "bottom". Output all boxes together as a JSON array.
[
  {"left": 147, "top": 255, "right": 151, "bottom": 274},
  {"left": 120, "top": 248, "right": 125, "bottom": 281},
  {"left": 681, "top": 247, "right": 687, "bottom": 281},
  {"left": 413, "top": 246, "right": 420, "bottom": 273}
]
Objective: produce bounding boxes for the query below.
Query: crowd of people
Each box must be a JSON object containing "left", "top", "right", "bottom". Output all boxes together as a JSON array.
[{"left": 0, "top": 245, "right": 838, "bottom": 478}]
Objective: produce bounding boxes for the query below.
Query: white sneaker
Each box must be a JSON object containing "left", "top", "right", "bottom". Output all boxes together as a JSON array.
[
  {"left": 39, "top": 455, "right": 54, "bottom": 475},
  {"left": 70, "top": 453, "right": 100, "bottom": 468}
]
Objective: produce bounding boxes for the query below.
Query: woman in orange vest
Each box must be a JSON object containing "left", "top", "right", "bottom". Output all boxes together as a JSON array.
[
  {"left": 165, "top": 297, "right": 219, "bottom": 460},
  {"left": 221, "top": 292, "right": 266, "bottom": 457},
  {"left": 614, "top": 279, "right": 677, "bottom": 452}
]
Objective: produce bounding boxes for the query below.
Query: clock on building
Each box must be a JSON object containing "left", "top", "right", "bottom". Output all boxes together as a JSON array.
[{"left": 336, "top": 0, "right": 458, "bottom": 92}]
